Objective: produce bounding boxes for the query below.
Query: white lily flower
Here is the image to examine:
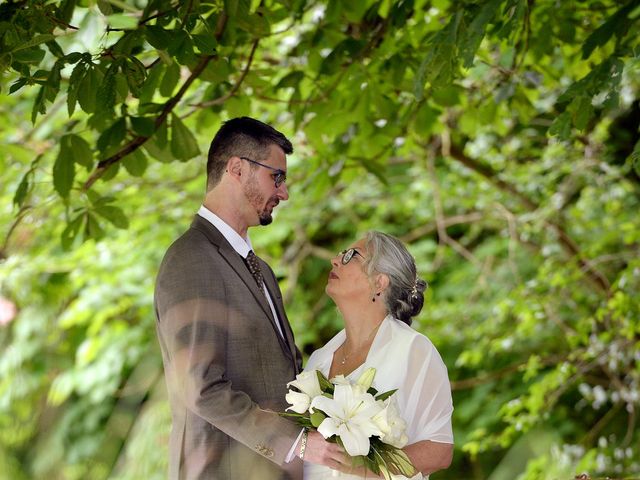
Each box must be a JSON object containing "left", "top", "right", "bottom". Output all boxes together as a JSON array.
[
  {"left": 373, "top": 397, "right": 409, "bottom": 448},
  {"left": 356, "top": 367, "right": 376, "bottom": 392},
  {"left": 287, "top": 370, "right": 323, "bottom": 398},
  {"left": 331, "top": 374, "right": 350, "bottom": 386},
  {"left": 285, "top": 390, "right": 313, "bottom": 414},
  {"left": 311, "top": 383, "right": 385, "bottom": 456}
]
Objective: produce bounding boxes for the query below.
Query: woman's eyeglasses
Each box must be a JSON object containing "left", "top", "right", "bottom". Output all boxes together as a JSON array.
[
  {"left": 340, "top": 248, "right": 366, "bottom": 265},
  {"left": 240, "top": 156, "right": 287, "bottom": 188}
]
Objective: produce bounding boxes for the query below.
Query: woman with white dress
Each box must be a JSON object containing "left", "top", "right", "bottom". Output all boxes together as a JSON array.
[{"left": 298, "top": 231, "right": 453, "bottom": 479}]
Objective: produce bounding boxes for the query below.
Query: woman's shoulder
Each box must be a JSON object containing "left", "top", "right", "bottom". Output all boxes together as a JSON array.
[
  {"left": 387, "top": 317, "right": 436, "bottom": 348},
  {"left": 386, "top": 317, "right": 447, "bottom": 366}
]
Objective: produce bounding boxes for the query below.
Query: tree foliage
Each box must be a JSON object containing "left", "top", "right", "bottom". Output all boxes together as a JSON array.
[{"left": 1, "top": 0, "right": 639, "bottom": 478}]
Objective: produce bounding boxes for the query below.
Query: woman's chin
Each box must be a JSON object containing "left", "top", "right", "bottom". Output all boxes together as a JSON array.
[{"left": 324, "top": 284, "right": 335, "bottom": 299}]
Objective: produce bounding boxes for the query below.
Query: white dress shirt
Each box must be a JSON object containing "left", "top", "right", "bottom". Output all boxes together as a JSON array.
[{"left": 197, "top": 205, "right": 285, "bottom": 338}]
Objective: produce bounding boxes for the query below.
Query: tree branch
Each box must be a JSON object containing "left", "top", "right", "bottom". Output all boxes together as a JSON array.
[
  {"left": 447, "top": 142, "right": 611, "bottom": 293},
  {"left": 189, "top": 39, "right": 260, "bottom": 110},
  {"left": 81, "top": 11, "right": 230, "bottom": 190},
  {"left": 82, "top": 53, "right": 216, "bottom": 190}
]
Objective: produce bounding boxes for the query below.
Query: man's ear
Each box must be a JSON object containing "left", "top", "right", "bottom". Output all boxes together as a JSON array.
[{"left": 226, "top": 156, "right": 243, "bottom": 180}]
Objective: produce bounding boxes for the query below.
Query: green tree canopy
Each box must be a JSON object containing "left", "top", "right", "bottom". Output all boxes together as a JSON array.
[{"left": 1, "top": 0, "right": 639, "bottom": 478}]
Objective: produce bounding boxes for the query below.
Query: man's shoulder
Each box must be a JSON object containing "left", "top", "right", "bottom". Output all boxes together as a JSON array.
[{"left": 158, "top": 222, "right": 225, "bottom": 273}]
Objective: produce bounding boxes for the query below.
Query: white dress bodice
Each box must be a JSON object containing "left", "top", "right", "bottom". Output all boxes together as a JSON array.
[{"left": 302, "top": 315, "right": 454, "bottom": 479}]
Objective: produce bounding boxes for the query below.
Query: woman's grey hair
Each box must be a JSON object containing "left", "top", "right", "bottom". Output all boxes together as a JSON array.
[{"left": 363, "top": 231, "right": 428, "bottom": 325}]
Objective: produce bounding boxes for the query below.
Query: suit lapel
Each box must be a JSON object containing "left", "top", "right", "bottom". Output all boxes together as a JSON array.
[
  {"left": 190, "top": 216, "right": 294, "bottom": 360},
  {"left": 261, "top": 264, "right": 297, "bottom": 363}
]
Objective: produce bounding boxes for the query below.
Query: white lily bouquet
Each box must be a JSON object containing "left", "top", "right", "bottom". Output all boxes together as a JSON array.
[{"left": 283, "top": 367, "right": 417, "bottom": 479}]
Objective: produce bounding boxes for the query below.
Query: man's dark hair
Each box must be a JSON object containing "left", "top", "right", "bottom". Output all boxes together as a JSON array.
[{"left": 206, "top": 117, "right": 293, "bottom": 190}]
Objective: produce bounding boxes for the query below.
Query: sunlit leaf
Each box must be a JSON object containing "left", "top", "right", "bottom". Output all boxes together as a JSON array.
[{"left": 170, "top": 113, "right": 200, "bottom": 161}]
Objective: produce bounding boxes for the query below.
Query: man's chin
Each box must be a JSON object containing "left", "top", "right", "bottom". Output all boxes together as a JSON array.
[{"left": 259, "top": 214, "right": 273, "bottom": 226}]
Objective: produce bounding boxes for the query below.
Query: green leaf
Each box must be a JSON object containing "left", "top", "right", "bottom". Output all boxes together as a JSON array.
[
  {"left": 570, "top": 95, "right": 594, "bottom": 131},
  {"left": 13, "top": 172, "right": 30, "bottom": 207},
  {"left": 130, "top": 116, "right": 155, "bottom": 136},
  {"left": 155, "top": 119, "right": 168, "bottom": 148},
  {"left": 68, "top": 134, "right": 94, "bottom": 169},
  {"left": 459, "top": 0, "right": 501, "bottom": 68},
  {"left": 200, "top": 58, "right": 231, "bottom": 83},
  {"left": 139, "top": 63, "right": 164, "bottom": 103},
  {"left": 67, "top": 61, "right": 88, "bottom": 115},
  {"left": 236, "top": 13, "right": 271, "bottom": 37},
  {"left": 315, "top": 370, "right": 333, "bottom": 393},
  {"left": 225, "top": 0, "right": 250, "bottom": 17},
  {"left": 160, "top": 61, "right": 180, "bottom": 97},
  {"left": 94, "top": 205, "right": 129, "bottom": 229},
  {"left": 319, "top": 39, "right": 366, "bottom": 76},
  {"left": 431, "top": 85, "right": 463, "bottom": 107},
  {"left": 13, "top": 46, "right": 47, "bottom": 64},
  {"left": 10, "top": 34, "right": 56, "bottom": 53},
  {"left": 107, "top": 13, "right": 139, "bottom": 30},
  {"left": 275, "top": 71, "right": 304, "bottom": 90},
  {"left": 170, "top": 113, "right": 200, "bottom": 161},
  {"left": 342, "top": 2, "right": 369, "bottom": 23},
  {"left": 9, "top": 78, "right": 27, "bottom": 94},
  {"left": 53, "top": 140, "right": 76, "bottom": 198},
  {"left": 414, "top": 103, "right": 442, "bottom": 136},
  {"left": 97, "top": 66, "right": 119, "bottom": 113},
  {"left": 57, "top": 0, "right": 76, "bottom": 24},
  {"left": 414, "top": 12, "right": 462, "bottom": 99},
  {"left": 97, "top": 118, "right": 127, "bottom": 157},
  {"left": 145, "top": 26, "right": 171, "bottom": 49},
  {"left": 31, "top": 86, "right": 47, "bottom": 123},
  {"left": 375, "top": 388, "right": 398, "bottom": 402},
  {"left": 123, "top": 148, "right": 148, "bottom": 177},
  {"left": 143, "top": 133, "right": 173, "bottom": 162},
  {"left": 123, "top": 57, "right": 147, "bottom": 97},
  {"left": 582, "top": 1, "right": 637, "bottom": 59},
  {"left": 192, "top": 34, "right": 217, "bottom": 55},
  {"left": 61, "top": 213, "right": 85, "bottom": 250},
  {"left": 97, "top": 0, "right": 113, "bottom": 15},
  {"left": 167, "top": 31, "right": 194, "bottom": 63},
  {"left": 84, "top": 213, "right": 106, "bottom": 240},
  {"left": 310, "top": 410, "right": 326, "bottom": 428},
  {"left": 548, "top": 111, "right": 572, "bottom": 140},
  {"left": 77, "top": 67, "right": 100, "bottom": 113},
  {"left": 46, "top": 40, "right": 65, "bottom": 58},
  {"left": 102, "top": 162, "right": 120, "bottom": 181}
]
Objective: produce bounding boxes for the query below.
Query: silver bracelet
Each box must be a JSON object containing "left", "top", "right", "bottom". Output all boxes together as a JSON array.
[{"left": 299, "top": 428, "right": 309, "bottom": 459}]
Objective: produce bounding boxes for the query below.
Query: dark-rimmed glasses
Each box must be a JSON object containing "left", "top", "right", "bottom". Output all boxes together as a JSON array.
[
  {"left": 340, "top": 248, "right": 366, "bottom": 265},
  {"left": 240, "top": 156, "right": 287, "bottom": 188}
]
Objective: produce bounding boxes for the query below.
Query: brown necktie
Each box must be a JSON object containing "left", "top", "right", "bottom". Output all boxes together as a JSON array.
[
  {"left": 244, "top": 250, "right": 265, "bottom": 296},
  {"left": 245, "top": 251, "right": 289, "bottom": 342}
]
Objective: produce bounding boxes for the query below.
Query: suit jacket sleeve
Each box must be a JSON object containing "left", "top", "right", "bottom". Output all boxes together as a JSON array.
[{"left": 155, "top": 228, "right": 301, "bottom": 467}]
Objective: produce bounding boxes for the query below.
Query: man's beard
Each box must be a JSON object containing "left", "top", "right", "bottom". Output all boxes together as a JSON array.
[{"left": 244, "top": 178, "right": 277, "bottom": 225}]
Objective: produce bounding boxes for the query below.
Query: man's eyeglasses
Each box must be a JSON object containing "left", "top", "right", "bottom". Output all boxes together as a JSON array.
[
  {"left": 240, "top": 156, "right": 287, "bottom": 188},
  {"left": 340, "top": 248, "right": 366, "bottom": 265}
]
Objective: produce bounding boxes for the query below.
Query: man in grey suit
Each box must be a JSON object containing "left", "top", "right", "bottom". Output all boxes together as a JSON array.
[{"left": 155, "top": 117, "right": 335, "bottom": 479}]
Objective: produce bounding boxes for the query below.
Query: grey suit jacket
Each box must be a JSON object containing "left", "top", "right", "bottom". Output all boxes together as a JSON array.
[{"left": 154, "top": 215, "right": 303, "bottom": 479}]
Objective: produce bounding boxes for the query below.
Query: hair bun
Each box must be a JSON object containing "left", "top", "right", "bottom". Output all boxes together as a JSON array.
[{"left": 395, "top": 278, "right": 427, "bottom": 325}]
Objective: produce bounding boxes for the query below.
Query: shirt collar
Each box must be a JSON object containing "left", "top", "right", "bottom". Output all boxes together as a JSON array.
[{"left": 198, "top": 205, "right": 253, "bottom": 258}]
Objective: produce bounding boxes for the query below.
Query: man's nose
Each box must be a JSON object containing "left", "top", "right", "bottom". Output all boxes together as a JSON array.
[{"left": 277, "top": 183, "right": 289, "bottom": 201}]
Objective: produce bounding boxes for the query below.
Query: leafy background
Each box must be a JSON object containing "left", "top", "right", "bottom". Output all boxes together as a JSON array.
[{"left": 1, "top": 0, "right": 639, "bottom": 478}]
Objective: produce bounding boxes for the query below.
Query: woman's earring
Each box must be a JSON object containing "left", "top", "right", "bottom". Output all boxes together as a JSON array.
[{"left": 372, "top": 292, "right": 381, "bottom": 302}]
